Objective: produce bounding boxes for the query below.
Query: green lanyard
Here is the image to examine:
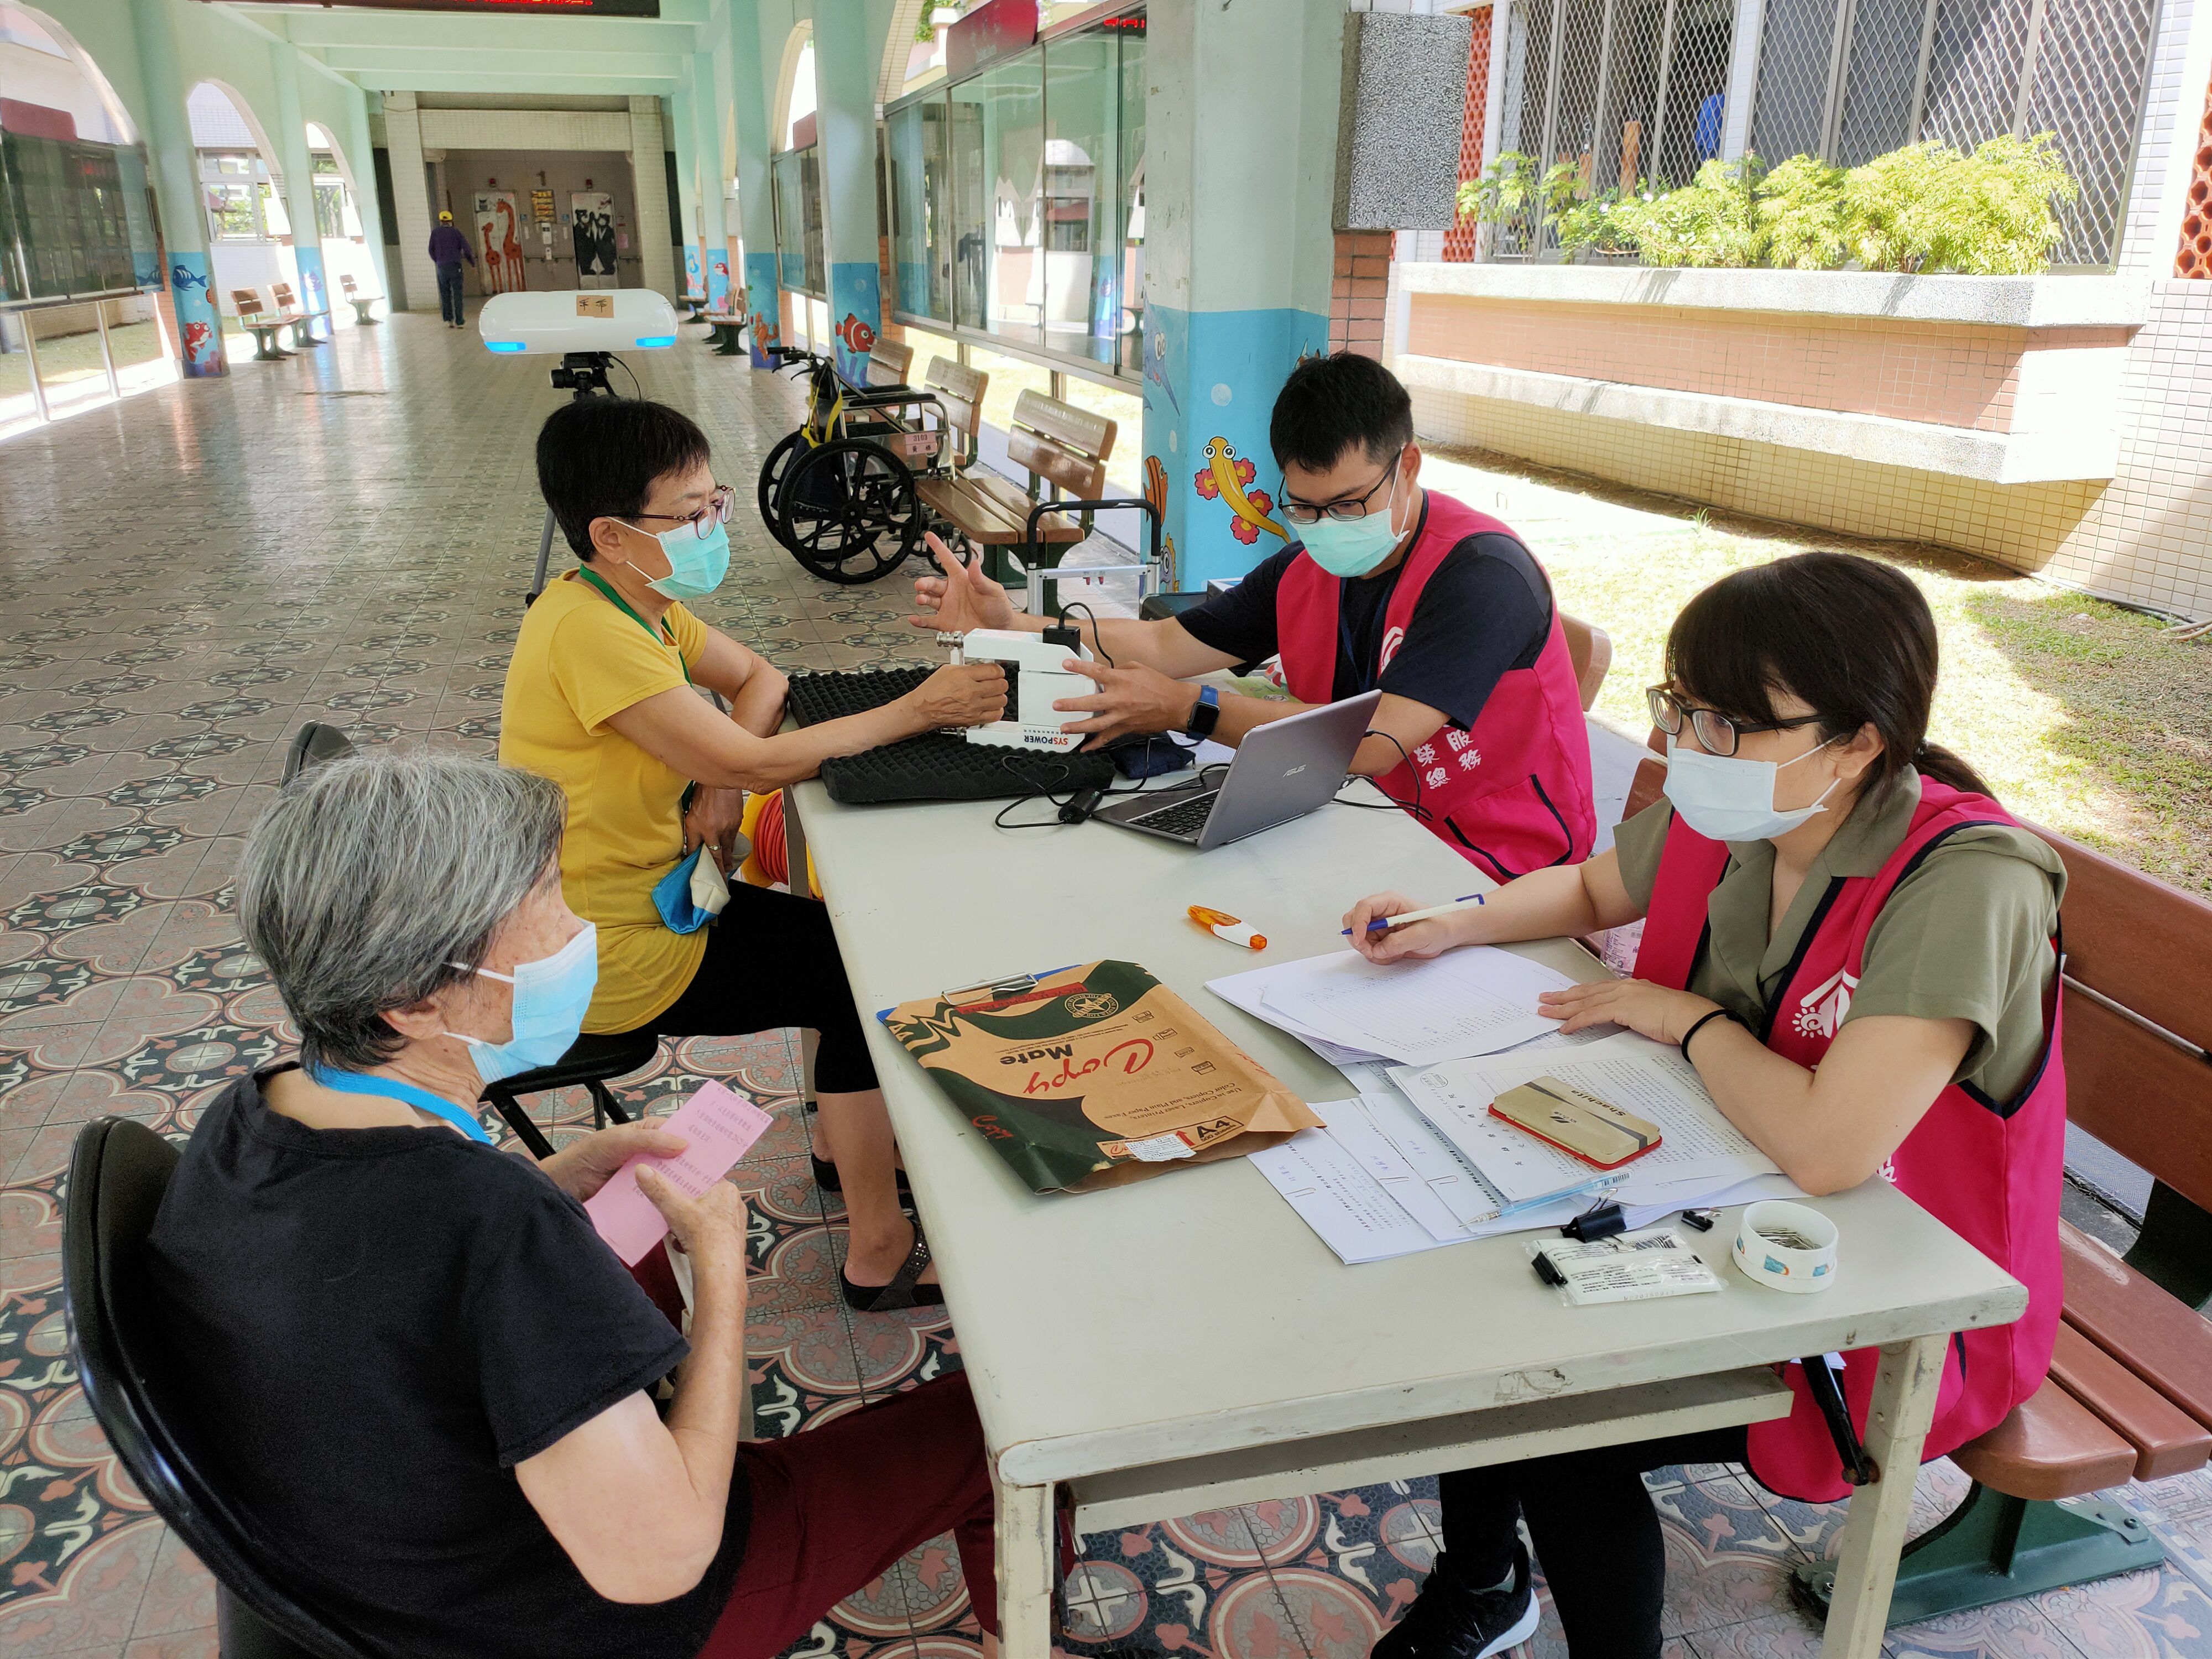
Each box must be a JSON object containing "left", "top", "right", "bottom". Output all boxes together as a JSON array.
[{"left": 576, "top": 567, "right": 691, "bottom": 685}]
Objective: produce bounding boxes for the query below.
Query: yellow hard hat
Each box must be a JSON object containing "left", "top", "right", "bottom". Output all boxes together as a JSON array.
[{"left": 438, "top": 210, "right": 453, "bottom": 222}]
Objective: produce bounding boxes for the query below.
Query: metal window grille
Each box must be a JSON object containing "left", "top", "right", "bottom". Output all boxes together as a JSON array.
[
  {"left": 1746, "top": 0, "right": 2158, "bottom": 264},
  {"left": 1492, "top": 0, "right": 1736, "bottom": 255}
]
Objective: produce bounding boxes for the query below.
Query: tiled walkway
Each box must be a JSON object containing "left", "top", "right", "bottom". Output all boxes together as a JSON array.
[{"left": 1, "top": 317, "right": 2209, "bottom": 1659}]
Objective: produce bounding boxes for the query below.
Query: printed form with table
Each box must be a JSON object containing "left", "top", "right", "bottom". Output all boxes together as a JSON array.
[{"left": 1212, "top": 945, "right": 1802, "bottom": 1264}]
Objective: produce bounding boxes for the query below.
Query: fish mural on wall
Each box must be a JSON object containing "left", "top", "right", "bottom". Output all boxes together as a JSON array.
[
  {"left": 1193, "top": 437, "right": 1287, "bottom": 546},
  {"left": 1143, "top": 453, "right": 1178, "bottom": 589}
]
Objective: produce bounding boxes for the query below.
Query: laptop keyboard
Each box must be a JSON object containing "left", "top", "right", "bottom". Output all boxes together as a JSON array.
[{"left": 1129, "top": 790, "right": 1220, "bottom": 837}]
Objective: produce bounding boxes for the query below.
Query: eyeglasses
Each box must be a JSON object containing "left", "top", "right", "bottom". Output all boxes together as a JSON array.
[
  {"left": 1646, "top": 686, "right": 1830, "bottom": 759},
  {"left": 632, "top": 484, "right": 735, "bottom": 540},
  {"left": 1279, "top": 448, "right": 1404, "bottom": 526}
]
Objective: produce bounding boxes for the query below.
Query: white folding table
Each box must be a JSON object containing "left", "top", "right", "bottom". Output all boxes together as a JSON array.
[{"left": 782, "top": 774, "right": 2025, "bottom": 1658}]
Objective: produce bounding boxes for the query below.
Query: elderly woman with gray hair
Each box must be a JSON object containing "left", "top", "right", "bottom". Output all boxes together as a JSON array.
[{"left": 144, "top": 752, "right": 1001, "bottom": 1659}]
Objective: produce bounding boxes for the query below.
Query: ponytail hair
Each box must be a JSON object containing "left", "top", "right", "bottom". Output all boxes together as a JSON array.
[{"left": 1667, "top": 553, "right": 1992, "bottom": 802}]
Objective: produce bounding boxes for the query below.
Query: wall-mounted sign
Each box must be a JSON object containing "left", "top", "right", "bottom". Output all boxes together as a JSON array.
[
  {"left": 530, "top": 188, "right": 555, "bottom": 223},
  {"left": 947, "top": 0, "right": 1039, "bottom": 79},
  {"left": 1099, "top": 13, "right": 1146, "bottom": 32}
]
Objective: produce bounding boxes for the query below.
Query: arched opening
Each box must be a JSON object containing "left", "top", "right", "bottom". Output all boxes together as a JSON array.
[
  {"left": 771, "top": 25, "right": 827, "bottom": 349},
  {"left": 0, "top": 4, "right": 169, "bottom": 430},
  {"left": 187, "top": 80, "right": 296, "bottom": 348},
  {"left": 306, "top": 121, "right": 379, "bottom": 321}
]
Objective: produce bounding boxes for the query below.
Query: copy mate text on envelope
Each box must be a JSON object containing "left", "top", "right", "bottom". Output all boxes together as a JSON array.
[{"left": 584, "top": 1081, "right": 773, "bottom": 1265}]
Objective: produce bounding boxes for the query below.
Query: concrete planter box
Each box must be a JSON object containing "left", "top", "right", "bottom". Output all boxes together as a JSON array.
[{"left": 1392, "top": 264, "right": 2145, "bottom": 484}]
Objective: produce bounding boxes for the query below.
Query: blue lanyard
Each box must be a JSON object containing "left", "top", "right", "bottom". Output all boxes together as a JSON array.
[{"left": 309, "top": 1067, "right": 497, "bottom": 1145}]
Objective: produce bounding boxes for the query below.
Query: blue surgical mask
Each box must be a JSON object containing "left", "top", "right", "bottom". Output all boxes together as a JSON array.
[
  {"left": 1295, "top": 468, "right": 1409, "bottom": 578},
  {"left": 1663, "top": 738, "right": 1840, "bottom": 843},
  {"left": 443, "top": 924, "right": 599, "bottom": 1084},
  {"left": 624, "top": 517, "right": 730, "bottom": 602}
]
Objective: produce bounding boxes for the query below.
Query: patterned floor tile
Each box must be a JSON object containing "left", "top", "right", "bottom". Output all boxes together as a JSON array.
[{"left": 2039, "top": 1564, "right": 2212, "bottom": 1657}]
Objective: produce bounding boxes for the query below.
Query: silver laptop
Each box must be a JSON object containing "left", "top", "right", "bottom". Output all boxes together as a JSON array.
[{"left": 1095, "top": 691, "right": 1384, "bottom": 852}]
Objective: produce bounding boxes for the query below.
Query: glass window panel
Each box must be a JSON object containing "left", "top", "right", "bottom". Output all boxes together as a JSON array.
[
  {"left": 106, "top": 296, "right": 170, "bottom": 390},
  {"left": 888, "top": 97, "right": 953, "bottom": 322},
  {"left": 773, "top": 149, "right": 807, "bottom": 291},
  {"left": 800, "top": 148, "right": 825, "bottom": 294},
  {"left": 1117, "top": 29, "right": 1144, "bottom": 374},
  {"left": 967, "top": 344, "right": 1052, "bottom": 435},
  {"left": 1043, "top": 30, "right": 1119, "bottom": 371},
  {"left": 951, "top": 53, "right": 1045, "bottom": 348},
  {"left": 27, "top": 304, "right": 111, "bottom": 415},
  {"left": 258, "top": 179, "right": 289, "bottom": 239},
  {"left": 900, "top": 324, "right": 959, "bottom": 380},
  {"left": 1056, "top": 374, "right": 1143, "bottom": 493},
  {"left": 206, "top": 182, "right": 257, "bottom": 241}
]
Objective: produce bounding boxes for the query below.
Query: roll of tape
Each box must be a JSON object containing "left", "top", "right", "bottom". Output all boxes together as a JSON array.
[{"left": 1731, "top": 1201, "right": 1839, "bottom": 1294}]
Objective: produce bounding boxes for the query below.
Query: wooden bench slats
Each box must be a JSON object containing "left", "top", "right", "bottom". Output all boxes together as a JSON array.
[
  {"left": 1008, "top": 426, "right": 1109, "bottom": 501},
  {"left": 1561, "top": 613, "right": 1611, "bottom": 712},
  {"left": 922, "top": 358, "right": 984, "bottom": 440},
  {"left": 1953, "top": 1375, "right": 2140, "bottom": 1500},
  {"left": 2047, "top": 1320, "right": 2212, "bottom": 1480},
  {"left": 2059, "top": 1220, "right": 2212, "bottom": 1428},
  {"left": 868, "top": 339, "right": 914, "bottom": 389},
  {"left": 966, "top": 471, "right": 1087, "bottom": 543},
  {"left": 2044, "top": 832, "right": 2212, "bottom": 1053},
  {"left": 1013, "top": 387, "right": 1114, "bottom": 461},
  {"left": 2057, "top": 987, "right": 2212, "bottom": 1217},
  {"left": 915, "top": 477, "right": 1030, "bottom": 545}
]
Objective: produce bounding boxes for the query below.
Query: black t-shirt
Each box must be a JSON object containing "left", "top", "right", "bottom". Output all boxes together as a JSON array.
[
  {"left": 144, "top": 1068, "right": 742, "bottom": 1659},
  {"left": 1176, "top": 503, "right": 1554, "bottom": 731}
]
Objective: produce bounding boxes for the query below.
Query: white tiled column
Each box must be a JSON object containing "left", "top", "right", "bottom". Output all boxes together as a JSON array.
[
  {"left": 630, "top": 96, "right": 677, "bottom": 300},
  {"left": 383, "top": 92, "right": 439, "bottom": 312}
]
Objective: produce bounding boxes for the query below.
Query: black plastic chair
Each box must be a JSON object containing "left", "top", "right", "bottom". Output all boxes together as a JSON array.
[
  {"left": 479, "top": 1030, "right": 660, "bottom": 1159},
  {"left": 64, "top": 1118, "right": 378, "bottom": 1659},
  {"left": 276, "top": 721, "right": 663, "bottom": 1157}
]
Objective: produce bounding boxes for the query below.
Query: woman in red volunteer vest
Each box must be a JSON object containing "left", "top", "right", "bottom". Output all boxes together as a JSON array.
[
  {"left": 1346, "top": 554, "right": 2065, "bottom": 1659},
  {"left": 908, "top": 354, "right": 1594, "bottom": 873}
]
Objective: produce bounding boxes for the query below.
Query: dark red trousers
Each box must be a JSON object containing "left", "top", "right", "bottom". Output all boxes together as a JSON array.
[{"left": 628, "top": 1248, "right": 999, "bottom": 1659}]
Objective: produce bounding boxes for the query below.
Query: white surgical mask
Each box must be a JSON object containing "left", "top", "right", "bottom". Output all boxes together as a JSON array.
[{"left": 1663, "top": 738, "right": 1840, "bottom": 843}]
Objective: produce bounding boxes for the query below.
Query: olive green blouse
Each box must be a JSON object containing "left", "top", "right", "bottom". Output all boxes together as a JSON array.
[{"left": 1612, "top": 768, "right": 2066, "bottom": 1102}]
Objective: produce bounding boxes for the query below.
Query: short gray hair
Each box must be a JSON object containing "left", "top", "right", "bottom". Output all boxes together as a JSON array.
[{"left": 235, "top": 752, "right": 567, "bottom": 1073}]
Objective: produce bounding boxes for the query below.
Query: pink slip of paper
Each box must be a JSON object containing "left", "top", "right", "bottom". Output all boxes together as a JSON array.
[{"left": 584, "top": 1080, "right": 775, "bottom": 1265}]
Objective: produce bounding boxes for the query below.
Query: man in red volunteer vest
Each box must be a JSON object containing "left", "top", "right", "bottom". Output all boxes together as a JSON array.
[{"left": 910, "top": 354, "right": 1595, "bottom": 874}]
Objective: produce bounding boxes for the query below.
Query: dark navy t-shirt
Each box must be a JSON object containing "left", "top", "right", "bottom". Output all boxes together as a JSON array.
[
  {"left": 1176, "top": 501, "right": 1553, "bottom": 729},
  {"left": 144, "top": 1067, "right": 741, "bottom": 1659}
]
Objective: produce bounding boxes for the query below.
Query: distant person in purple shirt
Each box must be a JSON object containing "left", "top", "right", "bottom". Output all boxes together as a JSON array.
[{"left": 429, "top": 210, "right": 475, "bottom": 330}]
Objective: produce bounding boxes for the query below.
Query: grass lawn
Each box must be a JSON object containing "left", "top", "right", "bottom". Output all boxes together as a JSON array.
[{"left": 1421, "top": 445, "right": 2212, "bottom": 898}]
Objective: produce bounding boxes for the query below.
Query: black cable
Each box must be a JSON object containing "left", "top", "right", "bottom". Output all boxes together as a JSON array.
[
  {"left": 612, "top": 353, "right": 643, "bottom": 399},
  {"left": 1056, "top": 600, "right": 1114, "bottom": 669},
  {"left": 1332, "top": 728, "right": 1434, "bottom": 824}
]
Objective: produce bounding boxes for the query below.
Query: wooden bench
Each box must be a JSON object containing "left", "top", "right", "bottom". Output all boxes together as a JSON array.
[
  {"left": 337, "top": 274, "right": 380, "bottom": 326},
  {"left": 700, "top": 310, "right": 746, "bottom": 356},
  {"left": 1560, "top": 614, "right": 1611, "bottom": 712},
  {"left": 919, "top": 385, "right": 1113, "bottom": 588},
  {"left": 270, "top": 280, "right": 327, "bottom": 347},
  {"left": 229, "top": 289, "right": 302, "bottom": 362},
  {"left": 859, "top": 337, "right": 913, "bottom": 392},
  {"left": 1610, "top": 718, "right": 2212, "bottom": 1625}
]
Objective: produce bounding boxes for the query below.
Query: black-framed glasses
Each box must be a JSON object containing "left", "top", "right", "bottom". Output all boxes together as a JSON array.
[
  {"left": 633, "top": 484, "right": 735, "bottom": 540},
  {"left": 1279, "top": 447, "right": 1405, "bottom": 525},
  {"left": 1647, "top": 686, "right": 1829, "bottom": 759}
]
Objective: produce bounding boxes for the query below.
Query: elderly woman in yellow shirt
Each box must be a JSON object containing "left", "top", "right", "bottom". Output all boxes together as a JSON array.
[{"left": 501, "top": 397, "right": 1004, "bottom": 1310}]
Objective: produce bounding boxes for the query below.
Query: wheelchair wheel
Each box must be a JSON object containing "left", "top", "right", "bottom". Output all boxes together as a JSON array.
[
  {"left": 775, "top": 439, "right": 923, "bottom": 585},
  {"left": 756, "top": 431, "right": 808, "bottom": 551}
]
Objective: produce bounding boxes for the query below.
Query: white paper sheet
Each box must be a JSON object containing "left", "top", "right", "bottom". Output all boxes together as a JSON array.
[
  {"left": 1212, "top": 946, "right": 1575, "bottom": 1068},
  {"left": 1343, "top": 1091, "right": 1505, "bottom": 1230},
  {"left": 1249, "top": 1126, "right": 1444, "bottom": 1264},
  {"left": 1313, "top": 1097, "right": 1480, "bottom": 1242},
  {"left": 1206, "top": 961, "right": 1391, "bottom": 1066},
  {"left": 1387, "top": 1031, "right": 1784, "bottom": 1210}
]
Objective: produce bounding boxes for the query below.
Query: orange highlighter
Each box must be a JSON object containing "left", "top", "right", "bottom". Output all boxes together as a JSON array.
[{"left": 1190, "top": 905, "right": 1266, "bottom": 951}]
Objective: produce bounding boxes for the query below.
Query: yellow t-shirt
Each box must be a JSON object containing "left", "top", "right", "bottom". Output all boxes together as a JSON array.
[{"left": 500, "top": 570, "right": 709, "bottom": 1034}]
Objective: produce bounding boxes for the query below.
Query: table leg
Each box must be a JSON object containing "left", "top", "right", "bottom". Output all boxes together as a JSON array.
[
  {"left": 1823, "top": 1332, "right": 1949, "bottom": 1657},
  {"left": 991, "top": 1468, "right": 1056, "bottom": 1659}
]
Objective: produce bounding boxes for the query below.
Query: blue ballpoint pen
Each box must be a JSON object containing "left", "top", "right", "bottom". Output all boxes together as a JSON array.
[{"left": 1342, "top": 893, "right": 1485, "bottom": 936}]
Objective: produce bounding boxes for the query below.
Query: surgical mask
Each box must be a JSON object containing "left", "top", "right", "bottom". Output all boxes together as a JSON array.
[
  {"left": 443, "top": 924, "right": 599, "bottom": 1084},
  {"left": 624, "top": 517, "right": 730, "bottom": 602},
  {"left": 1663, "top": 738, "right": 1841, "bottom": 843},
  {"left": 1295, "top": 469, "right": 1408, "bottom": 579}
]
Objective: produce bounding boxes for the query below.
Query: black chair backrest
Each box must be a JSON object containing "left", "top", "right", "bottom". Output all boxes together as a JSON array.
[
  {"left": 64, "top": 1119, "right": 379, "bottom": 1659},
  {"left": 282, "top": 723, "right": 355, "bottom": 785}
]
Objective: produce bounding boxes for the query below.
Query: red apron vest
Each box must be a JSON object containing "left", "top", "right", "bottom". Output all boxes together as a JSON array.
[
  {"left": 1633, "top": 779, "right": 2066, "bottom": 1503},
  {"left": 1275, "top": 493, "right": 1595, "bottom": 879}
]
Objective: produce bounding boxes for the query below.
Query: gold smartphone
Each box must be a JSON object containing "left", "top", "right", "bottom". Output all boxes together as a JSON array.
[{"left": 1489, "top": 1077, "right": 1663, "bottom": 1170}]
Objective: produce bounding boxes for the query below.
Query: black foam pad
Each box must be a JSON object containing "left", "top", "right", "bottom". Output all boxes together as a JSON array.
[{"left": 785, "top": 668, "right": 1114, "bottom": 805}]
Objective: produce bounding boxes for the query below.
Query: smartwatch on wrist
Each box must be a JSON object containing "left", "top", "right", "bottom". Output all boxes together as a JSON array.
[{"left": 1183, "top": 684, "right": 1222, "bottom": 740}]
